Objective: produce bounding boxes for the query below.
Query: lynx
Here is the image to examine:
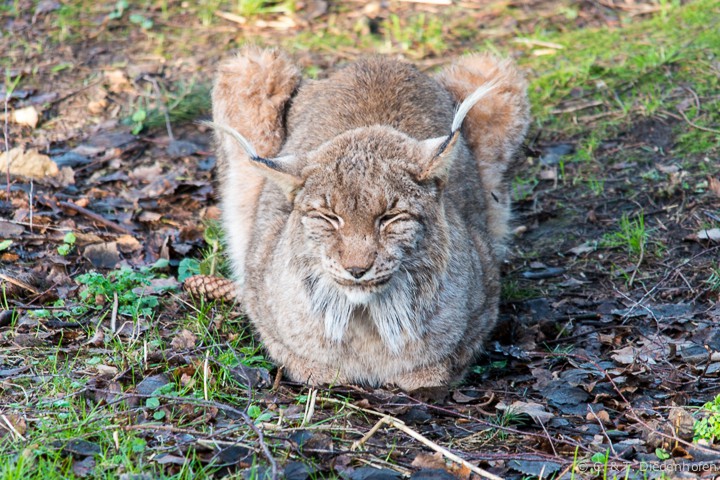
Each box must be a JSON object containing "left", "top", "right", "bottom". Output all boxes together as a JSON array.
[{"left": 209, "top": 47, "right": 529, "bottom": 390}]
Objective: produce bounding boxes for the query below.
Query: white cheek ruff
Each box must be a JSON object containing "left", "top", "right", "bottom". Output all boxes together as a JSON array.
[
  {"left": 309, "top": 271, "right": 422, "bottom": 354},
  {"left": 343, "top": 289, "right": 375, "bottom": 305}
]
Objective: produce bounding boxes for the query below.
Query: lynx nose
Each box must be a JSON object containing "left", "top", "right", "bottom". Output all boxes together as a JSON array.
[{"left": 347, "top": 266, "right": 369, "bottom": 279}]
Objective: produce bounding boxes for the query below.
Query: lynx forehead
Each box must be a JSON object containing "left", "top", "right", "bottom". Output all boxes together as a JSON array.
[{"left": 210, "top": 47, "right": 529, "bottom": 389}]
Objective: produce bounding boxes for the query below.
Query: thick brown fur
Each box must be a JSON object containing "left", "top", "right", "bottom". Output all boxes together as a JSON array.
[
  {"left": 212, "top": 46, "right": 301, "bottom": 284},
  {"left": 436, "top": 54, "right": 530, "bottom": 247},
  {"left": 211, "top": 47, "right": 529, "bottom": 390}
]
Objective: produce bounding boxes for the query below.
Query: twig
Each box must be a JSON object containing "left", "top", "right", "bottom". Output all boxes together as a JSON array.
[
  {"left": 0, "top": 414, "right": 26, "bottom": 441},
  {"left": 214, "top": 10, "right": 247, "bottom": 25},
  {"left": 271, "top": 366, "right": 283, "bottom": 391},
  {"left": 351, "top": 415, "right": 389, "bottom": 451},
  {"left": 49, "top": 79, "right": 103, "bottom": 107},
  {"left": 628, "top": 239, "right": 644, "bottom": 286},
  {"left": 538, "top": 420, "right": 558, "bottom": 457},
  {"left": 0, "top": 273, "right": 40, "bottom": 295},
  {"left": 301, "top": 388, "right": 317, "bottom": 426},
  {"left": 110, "top": 292, "right": 118, "bottom": 333},
  {"left": 587, "top": 406, "right": 616, "bottom": 456},
  {"left": 319, "top": 396, "right": 504, "bottom": 480},
  {"left": 203, "top": 350, "right": 210, "bottom": 401},
  {"left": 677, "top": 109, "right": 720, "bottom": 135},
  {"left": 146, "top": 76, "right": 174, "bottom": 141},
  {"left": 28, "top": 180, "right": 33, "bottom": 232},
  {"left": 550, "top": 100, "right": 604, "bottom": 114},
  {"left": 58, "top": 201, "right": 134, "bottom": 235},
  {"left": 3, "top": 74, "right": 23, "bottom": 199}
]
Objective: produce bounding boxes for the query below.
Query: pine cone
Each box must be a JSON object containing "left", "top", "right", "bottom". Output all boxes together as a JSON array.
[{"left": 182, "top": 275, "right": 238, "bottom": 303}]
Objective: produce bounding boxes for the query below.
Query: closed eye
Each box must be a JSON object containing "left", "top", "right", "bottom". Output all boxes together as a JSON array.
[
  {"left": 378, "top": 211, "right": 412, "bottom": 231},
  {"left": 307, "top": 210, "right": 343, "bottom": 230}
]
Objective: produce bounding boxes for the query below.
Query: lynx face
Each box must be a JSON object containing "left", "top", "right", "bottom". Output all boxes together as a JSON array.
[{"left": 296, "top": 133, "right": 436, "bottom": 304}]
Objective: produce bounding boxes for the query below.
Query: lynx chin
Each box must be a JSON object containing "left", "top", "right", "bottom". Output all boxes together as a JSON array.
[{"left": 208, "top": 47, "right": 529, "bottom": 390}]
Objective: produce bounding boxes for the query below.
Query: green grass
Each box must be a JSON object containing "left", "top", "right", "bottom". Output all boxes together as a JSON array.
[
  {"left": 601, "top": 212, "right": 649, "bottom": 261},
  {"left": 516, "top": 0, "right": 720, "bottom": 152}
]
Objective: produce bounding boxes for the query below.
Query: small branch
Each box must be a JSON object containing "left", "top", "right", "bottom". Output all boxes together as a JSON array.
[
  {"left": 110, "top": 291, "right": 118, "bottom": 333},
  {"left": 301, "top": 388, "right": 318, "bottom": 426},
  {"left": 661, "top": 109, "right": 720, "bottom": 135},
  {"left": 628, "top": 240, "right": 644, "bottom": 286},
  {"left": 203, "top": 350, "right": 210, "bottom": 401},
  {"left": 0, "top": 273, "right": 40, "bottom": 295},
  {"left": 587, "top": 406, "right": 617, "bottom": 456},
  {"left": 58, "top": 201, "right": 134, "bottom": 235},
  {"left": 0, "top": 414, "right": 26, "bottom": 441},
  {"left": 319, "top": 396, "right": 504, "bottom": 480},
  {"left": 351, "top": 415, "right": 389, "bottom": 451},
  {"left": 146, "top": 76, "right": 174, "bottom": 141}
]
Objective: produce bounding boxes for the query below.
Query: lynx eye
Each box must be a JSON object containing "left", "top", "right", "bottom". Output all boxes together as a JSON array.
[
  {"left": 308, "top": 210, "right": 343, "bottom": 230},
  {"left": 378, "top": 211, "right": 412, "bottom": 231}
]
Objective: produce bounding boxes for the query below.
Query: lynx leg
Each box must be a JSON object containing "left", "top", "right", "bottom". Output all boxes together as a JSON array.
[
  {"left": 390, "top": 362, "right": 454, "bottom": 391},
  {"left": 436, "top": 55, "right": 530, "bottom": 253},
  {"left": 211, "top": 46, "right": 301, "bottom": 285}
]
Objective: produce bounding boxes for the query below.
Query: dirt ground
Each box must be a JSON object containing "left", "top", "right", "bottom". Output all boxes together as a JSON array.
[{"left": 1, "top": 0, "right": 720, "bottom": 478}]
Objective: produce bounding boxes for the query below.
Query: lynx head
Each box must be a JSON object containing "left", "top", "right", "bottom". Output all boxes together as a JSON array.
[{"left": 298, "top": 126, "right": 459, "bottom": 302}]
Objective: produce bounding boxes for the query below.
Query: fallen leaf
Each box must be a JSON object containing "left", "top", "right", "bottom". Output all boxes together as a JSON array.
[
  {"left": 83, "top": 242, "right": 120, "bottom": 269},
  {"left": 586, "top": 408, "right": 611, "bottom": 424},
  {"left": 0, "top": 147, "right": 59, "bottom": 179},
  {"left": 697, "top": 228, "right": 720, "bottom": 242},
  {"left": 60, "top": 439, "right": 102, "bottom": 457},
  {"left": 104, "top": 70, "right": 133, "bottom": 94},
  {"left": 116, "top": 234, "right": 141, "bottom": 253},
  {"left": 569, "top": 242, "right": 595, "bottom": 255},
  {"left": 170, "top": 329, "right": 197, "bottom": 350},
  {"left": 2, "top": 105, "right": 40, "bottom": 128},
  {"left": 72, "top": 457, "right": 96, "bottom": 477},
  {"left": 411, "top": 452, "right": 446, "bottom": 470},
  {"left": 497, "top": 401, "right": 554, "bottom": 423},
  {"left": 709, "top": 176, "right": 720, "bottom": 197},
  {"left": 136, "top": 374, "right": 171, "bottom": 396},
  {"left": 508, "top": 460, "right": 562, "bottom": 477},
  {"left": 0, "top": 413, "right": 27, "bottom": 438}
]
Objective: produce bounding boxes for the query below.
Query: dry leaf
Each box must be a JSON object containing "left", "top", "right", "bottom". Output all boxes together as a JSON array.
[
  {"left": 104, "top": 70, "right": 133, "bottom": 94},
  {"left": 586, "top": 409, "right": 611, "bottom": 424},
  {"left": 497, "top": 401, "right": 554, "bottom": 423},
  {"left": 170, "top": 329, "right": 197, "bottom": 350},
  {"left": 2, "top": 105, "right": 40, "bottom": 128},
  {"left": 697, "top": 228, "right": 720, "bottom": 242},
  {"left": 116, "top": 234, "right": 141, "bottom": 253},
  {"left": 411, "top": 452, "right": 447, "bottom": 470},
  {"left": 0, "top": 413, "right": 27, "bottom": 438},
  {"left": 0, "top": 147, "right": 59, "bottom": 179},
  {"left": 709, "top": 176, "right": 720, "bottom": 198}
]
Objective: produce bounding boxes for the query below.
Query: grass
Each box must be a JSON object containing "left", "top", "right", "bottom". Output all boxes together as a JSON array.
[
  {"left": 515, "top": 0, "right": 720, "bottom": 153},
  {"left": 601, "top": 212, "right": 649, "bottom": 261}
]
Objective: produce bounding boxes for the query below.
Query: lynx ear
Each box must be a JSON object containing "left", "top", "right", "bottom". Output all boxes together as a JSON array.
[
  {"left": 417, "top": 79, "right": 500, "bottom": 183},
  {"left": 417, "top": 132, "right": 460, "bottom": 182},
  {"left": 202, "top": 121, "right": 302, "bottom": 199}
]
